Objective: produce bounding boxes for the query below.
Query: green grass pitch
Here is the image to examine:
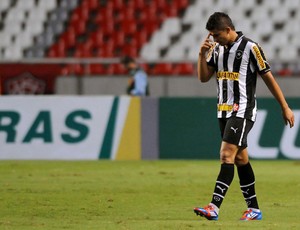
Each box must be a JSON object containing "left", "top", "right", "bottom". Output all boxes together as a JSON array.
[{"left": 0, "top": 160, "right": 299, "bottom": 229}]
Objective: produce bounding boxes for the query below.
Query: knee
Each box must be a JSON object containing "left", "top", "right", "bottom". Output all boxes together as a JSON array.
[
  {"left": 220, "top": 149, "right": 235, "bottom": 164},
  {"left": 234, "top": 155, "right": 248, "bottom": 166},
  {"left": 220, "top": 142, "right": 239, "bottom": 164}
]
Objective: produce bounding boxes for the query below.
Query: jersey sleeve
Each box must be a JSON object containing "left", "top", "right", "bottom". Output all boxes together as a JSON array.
[{"left": 250, "top": 44, "right": 270, "bottom": 75}]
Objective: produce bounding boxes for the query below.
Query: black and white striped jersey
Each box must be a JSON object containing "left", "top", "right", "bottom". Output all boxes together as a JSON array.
[{"left": 207, "top": 32, "right": 270, "bottom": 121}]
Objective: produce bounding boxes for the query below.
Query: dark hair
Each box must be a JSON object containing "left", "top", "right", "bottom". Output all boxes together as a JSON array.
[
  {"left": 206, "top": 12, "right": 235, "bottom": 31},
  {"left": 121, "top": 56, "right": 135, "bottom": 65}
]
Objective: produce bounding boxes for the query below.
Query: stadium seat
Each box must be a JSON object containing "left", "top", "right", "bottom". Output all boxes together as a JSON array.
[
  {"left": 151, "top": 63, "right": 173, "bottom": 75},
  {"left": 173, "top": 63, "right": 195, "bottom": 75},
  {"left": 0, "top": 0, "right": 300, "bottom": 76}
]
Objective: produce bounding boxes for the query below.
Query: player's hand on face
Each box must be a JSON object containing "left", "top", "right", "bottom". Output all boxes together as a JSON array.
[{"left": 199, "top": 33, "right": 214, "bottom": 56}]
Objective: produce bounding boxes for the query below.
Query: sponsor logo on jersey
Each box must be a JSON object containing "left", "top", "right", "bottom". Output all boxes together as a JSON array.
[
  {"left": 252, "top": 45, "right": 266, "bottom": 70},
  {"left": 217, "top": 71, "right": 239, "bottom": 81}
]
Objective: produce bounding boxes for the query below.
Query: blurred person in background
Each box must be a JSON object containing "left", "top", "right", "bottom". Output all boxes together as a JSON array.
[
  {"left": 121, "top": 56, "right": 149, "bottom": 96},
  {"left": 194, "top": 12, "right": 294, "bottom": 221}
]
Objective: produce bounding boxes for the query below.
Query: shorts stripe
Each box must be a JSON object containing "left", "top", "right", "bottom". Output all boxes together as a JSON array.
[{"left": 238, "top": 119, "right": 247, "bottom": 146}]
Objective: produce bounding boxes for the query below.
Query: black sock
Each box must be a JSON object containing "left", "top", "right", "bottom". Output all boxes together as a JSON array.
[
  {"left": 237, "top": 162, "right": 259, "bottom": 209},
  {"left": 211, "top": 163, "right": 234, "bottom": 208}
]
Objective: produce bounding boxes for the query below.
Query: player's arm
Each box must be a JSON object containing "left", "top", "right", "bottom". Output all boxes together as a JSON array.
[
  {"left": 261, "top": 71, "right": 294, "bottom": 128},
  {"left": 197, "top": 33, "right": 215, "bottom": 82}
]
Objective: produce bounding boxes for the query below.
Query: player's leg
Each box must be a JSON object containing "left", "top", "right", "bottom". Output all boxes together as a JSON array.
[
  {"left": 235, "top": 117, "right": 262, "bottom": 220},
  {"left": 235, "top": 128, "right": 262, "bottom": 220},
  {"left": 194, "top": 118, "right": 239, "bottom": 220},
  {"left": 194, "top": 141, "right": 238, "bottom": 220}
]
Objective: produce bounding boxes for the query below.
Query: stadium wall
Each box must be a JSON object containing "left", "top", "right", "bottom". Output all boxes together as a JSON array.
[
  {"left": 0, "top": 96, "right": 300, "bottom": 160},
  {"left": 55, "top": 76, "right": 300, "bottom": 97}
]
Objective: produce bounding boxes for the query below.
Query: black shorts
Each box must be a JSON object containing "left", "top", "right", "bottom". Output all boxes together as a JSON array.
[{"left": 218, "top": 117, "right": 254, "bottom": 147}]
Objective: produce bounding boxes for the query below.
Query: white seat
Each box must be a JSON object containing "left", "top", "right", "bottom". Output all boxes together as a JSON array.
[
  {"left": 234, "top": 20, "right": 253, "bottom": 36},
  {"left": 14, "top": 31, "right": 33, "bottom": 48},
  {"left": 260, "top": 43, "right": 276, "bottom": 62},
  {"left": 182, "top": 7, "right": 202, "bottom": 24},
  {"left": 250, "top": 7, "right": 270, "bottom": 23},
  {"left": 15, "top": 0, "right": 35, "bottom": 11},
  {"left": 194, "top": 0, "right": 214, "bottom": 8},
  {"left": 0, "top": 33, "right": 12, "bottom": 48},
  {"left": 140, "top": 44, "right": 160, "bottom": 61},
  {"left": 3, "top": 45, "right": 23, "bottom": 60},
  {"left": 161, "top": 18, "right": 181, "bottom": 37},
  {"left": 165, "top": 43, "right": 186, "bottom": 60},
  {"left": 269, "top": 32, "right": 289, "bottom": 49},
  {"left": 3, "top": 21, "right": 23, "bottom": 35},
  {"left": 0, "top": 0, "right": 10, "bottom": 12},
  {"left": 214, "top": 0, "right": 236, "bottom": 12},
  {"left": 278, "top": 45, "right": 298, "bottom": 62},
  {"left": 284, "top": 0, "right": 300, "bottom": 10},
  {"left": 261, "top": 0, "right": 281, "bottom": 10},
  {"left": 38, "top": 0, "right": 57, "bottom": 11},
  {"left": 5, "top": 8, "right": 25, "bottom": 22},
  {"left": 254, "top": 20, "right": 273, "bottom": 35},
  {"left": 24, "top": 20, "right": 44, "bottom": 35},
  {"left": 27, "top": 7, "right": 47, "bottom": 22},
  {"left": 235, "top": 0, "right": 256, "bottom": 10},
  {"left": 149, "top": 30, "right": 170, "bottom": 49},
  {"left": 178, "top": 32, "right": 198, "bottom": 48},
  {"left": 187, "top": 42, "right": 201, "bottom": 61},
  {"left": 271, "top": 7, "right": 289, "bottom": 23}
]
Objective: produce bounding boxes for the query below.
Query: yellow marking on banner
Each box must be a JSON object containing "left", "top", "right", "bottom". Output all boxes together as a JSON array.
[{"left": 115, "top": 97, "right": 141, "bottom": 160}]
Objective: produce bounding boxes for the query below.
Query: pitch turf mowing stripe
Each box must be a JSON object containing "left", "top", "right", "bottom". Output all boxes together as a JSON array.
[
  {"left": 115, "top": 97, "right": 141, "bottom": 160},
  {"left": 99, "top": 97, "right": 119, "bottom": 159}
]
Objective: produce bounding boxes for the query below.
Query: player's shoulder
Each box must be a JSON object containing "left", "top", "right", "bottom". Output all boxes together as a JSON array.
[{"left": 242, "top": 35, "right": 264, "bottom": 51}]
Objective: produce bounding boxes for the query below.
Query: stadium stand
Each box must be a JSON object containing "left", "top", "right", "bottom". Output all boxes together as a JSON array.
[{"left": 0, "top": 0, "right": 299, "bottom": 76}]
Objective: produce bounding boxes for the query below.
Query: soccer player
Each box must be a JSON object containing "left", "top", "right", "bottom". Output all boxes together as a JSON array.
[
  {"left": 194, "top": 12, "right": 295, "bottom": 221},
  {"left": 121, "top": 56, "right": 149, "bottom": 96}
]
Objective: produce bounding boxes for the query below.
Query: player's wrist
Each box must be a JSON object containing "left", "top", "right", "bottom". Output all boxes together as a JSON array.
[{"left": 199, "top": 52, "right": 206, "bottom": 57}]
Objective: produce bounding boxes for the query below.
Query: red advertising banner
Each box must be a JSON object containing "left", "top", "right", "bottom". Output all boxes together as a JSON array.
[{"left": 0, "top": 63, "right": 63, "bottom": 94}]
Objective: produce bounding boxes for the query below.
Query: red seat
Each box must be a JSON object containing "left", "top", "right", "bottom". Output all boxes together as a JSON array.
[
  {"left": 111, "top": 63, "right": 126, "bottom": 75},
  {"left": 151, "top": 63, "right": 173, "bottom": 75},
  {"left": 62, "top": 64, "right": 84, "bottom": 75},
  {"left": 128, "top": 0, "right": 145, "bottom": 9},
  {"left": 89, "top": 64, "right": 107, "bottom": 75},
  {"left": 166, "top": 5, "right": 178, "bottom": 17},
  {"left": 143, "top": 19, "right": 159, "bottom": 34},
  {"left": 120, "top": 19, "right": 137, "bottom": 35},
  {"left": 100, "top": 21, "right": 115, "bottom": 35},
  {"left": 89, "top": 31, "right": 104, "bottom": 47},
  {"left": 112, "top": 32, "right": 125, "bottom": 47},
  {"left": 174, "top": 63, "right": 195, "bottom": 75},
  {"left": 122, "top": 45, "right": 138, "bottom": 58},
  {"left": 48, "top": 40, "right": 66, "bottom": 57},
  {"left": 59, "top": 28, "right": 76, "bottom": 48},
  {"left": 111, "top": 0, "right": 124, "bottom": 10},
  {"left": 133, "top": 31, "right": 148, "bottom": 48},
  {"left": 86, "top": 0, "right": 99, "bottom": 10},
  {"left": 69, "top": 20, "right": 86, "bottom": 35},
  {"left": 98, "top": 42, "right": 115, "bottom": 57},
  {"left": 71, "top": 5, "right": 89, "bottom": 22},
  {"left": 95, "top": 7, "right": 114, "bottom": 24}
]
